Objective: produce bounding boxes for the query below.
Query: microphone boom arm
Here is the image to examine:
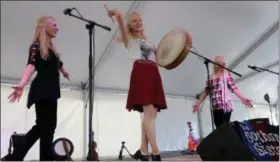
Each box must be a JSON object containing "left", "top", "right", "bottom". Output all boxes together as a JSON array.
[
  {"left": 252, "top": 65, "right": 279, "bottom": 75},
  {"left": 68, "top": 12, "right": 111, "bottom": 31},
  {"left": 190, "top": 50, "right": 242, "bottom": 77}
]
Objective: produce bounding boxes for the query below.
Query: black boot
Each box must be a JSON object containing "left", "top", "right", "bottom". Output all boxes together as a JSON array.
[
  {"left": 133, "top": 149, "right": 149, "bottom": 161},
  {"left": 151, "top": 154, "right": 162, "bottom": 161}
]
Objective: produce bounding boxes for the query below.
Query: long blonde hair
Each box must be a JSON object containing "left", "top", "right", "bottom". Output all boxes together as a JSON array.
[
  {"left": 31, "top": 16, "right": 59, "bottom": 60},
  {"left": 117, "top": 12, "right": 147, "bottom": 42}
]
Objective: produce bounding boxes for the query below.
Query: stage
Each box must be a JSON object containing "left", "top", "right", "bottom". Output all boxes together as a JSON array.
[
  {"left": 99, "top": 150, "right": 201, "bottom": 161},
  {"left": 100, "top": 155, "right": 201, "bottom": 161},
  {"left": 163, "top": 155, "right": 201, "bottom": 161}
]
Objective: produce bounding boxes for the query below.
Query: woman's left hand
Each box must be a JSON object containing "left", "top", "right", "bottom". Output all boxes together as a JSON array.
[
  {"left": 63, "top": 71, "right": 70, "bottom": 81},
  {"left": 241, "top": 97, "right": 253, "bottom": 108}
]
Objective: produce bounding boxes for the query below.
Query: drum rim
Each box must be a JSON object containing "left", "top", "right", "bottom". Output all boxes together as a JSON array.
[
  {"left": 165, "top": 34, "right": 192, "bottom": 70},
  {"left": 156, "top": 28, "right": 187, "bottom": 66},
  {"left": 52, "top": 137, "right": 74, "bottom": 159}
]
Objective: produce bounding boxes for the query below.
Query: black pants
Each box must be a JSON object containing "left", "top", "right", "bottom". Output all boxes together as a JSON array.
[
  {"left": 13, "top": 98, "right": 57, "bottom": 161},
  {"left": 213, "top": 109, "right": 232, "bottom": 128}
]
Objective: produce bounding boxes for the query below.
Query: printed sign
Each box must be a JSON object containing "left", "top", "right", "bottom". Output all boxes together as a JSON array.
[{"left": 235, "top": 120, "right": 279, "bottom": 161}]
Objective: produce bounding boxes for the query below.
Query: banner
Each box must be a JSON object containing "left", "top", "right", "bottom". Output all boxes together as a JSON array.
[{"left": 234, "top": 119, "right": 279, "bottom": 161}]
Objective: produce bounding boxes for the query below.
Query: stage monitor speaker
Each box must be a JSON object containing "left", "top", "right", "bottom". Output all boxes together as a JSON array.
[{"left": 197, "top": 122, "right": 255, "bottom": 161}]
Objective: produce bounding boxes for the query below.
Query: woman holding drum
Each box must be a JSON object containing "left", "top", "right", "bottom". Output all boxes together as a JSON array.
[
  {"left": 107, "top": 8, "right": 167, "bottom": 161},
  {"left": 106, "top": 5, "right": 251, "bottom": 161}
]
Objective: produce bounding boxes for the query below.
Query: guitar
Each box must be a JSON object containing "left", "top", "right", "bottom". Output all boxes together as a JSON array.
[
  {"left": 86, "top": 131, "right": 99, "bottom": 161},
  {"left": 187, "top": 122, "right": 199, "bottom": 151}
]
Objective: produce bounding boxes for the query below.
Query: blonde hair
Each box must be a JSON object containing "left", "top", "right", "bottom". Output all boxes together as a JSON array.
[
  {"left": 31, "top": 16, "right": 60, "bottom": 60},
  {"left": 117, "top": 12, "right": 147, "bottom": 42},
  {"left": 212, "top": 55, "right": 225, "bottom": 75}
]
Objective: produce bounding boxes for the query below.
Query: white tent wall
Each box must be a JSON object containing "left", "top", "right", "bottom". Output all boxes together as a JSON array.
[
  {"left": 1, "top": 83, "right": 277, "bottom": 160},
  {"left": 153, "top": 97, "right": 198, "bottom": 152},
  {"left": 85, "top": 92, "right": 198, "bottom": 158},
  {"left": 1, "top": 85, "right": 85, "bottom": 160},
  {"left": 85, "top": 92, "right": 142, "bottom": 158},
  {"left": 1, "top": 84, "right": 199, "bottom": 159}
]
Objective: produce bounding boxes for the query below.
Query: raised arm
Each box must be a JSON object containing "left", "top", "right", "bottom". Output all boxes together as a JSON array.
[{"left": 108, "top": 8, "right": 129, "bottom": 47}]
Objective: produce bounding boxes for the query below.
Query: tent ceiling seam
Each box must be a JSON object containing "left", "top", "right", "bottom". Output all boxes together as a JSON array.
[
  {"left": 228, "top": 21, "right": 279, "bottom": 70},
  {"left": 197, "top": 21, "right": 279, "bottom": 96}
]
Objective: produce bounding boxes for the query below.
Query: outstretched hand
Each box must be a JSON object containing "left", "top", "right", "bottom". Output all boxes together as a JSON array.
[
  {"left": 192, "top": 103, "right": 200, "bottom": 113},
  {"left": 107, "top": 8, "right": 115, "bottom": 17},
  {"left": 106, "top": 7, "right": 120, "bottom": 19},
  {"left": 241, "top": 97, "right": 253, "bottom": 108},
  {"left": 104, "top": 4, "right": 115, "bottom": 23},
  {"left": 63, "top": 72, "right": 70, "bottom": 81},
  {"left": 8, "top": 85, "right": 24, "bottom": 103}
]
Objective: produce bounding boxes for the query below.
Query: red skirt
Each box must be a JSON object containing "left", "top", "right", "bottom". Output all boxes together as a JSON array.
[{"left": 126, "top": 59, "right": 167, "bottom": 113}]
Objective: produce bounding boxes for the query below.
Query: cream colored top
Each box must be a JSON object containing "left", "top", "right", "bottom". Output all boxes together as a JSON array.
[{"left": 126, "top": 36, "right": 156, "bottom": 62}]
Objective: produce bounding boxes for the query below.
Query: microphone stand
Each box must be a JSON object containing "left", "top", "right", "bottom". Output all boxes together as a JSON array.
[
  {"left": 251, "top": 65, "right": 279, "bottom": 75},
  {"left": 268, "top": 104, "right": 274, "bottom": 125},
  {"left": 189, "top": 49, "right": 242, "bottom": 131},
  {"left": 266, "top": 100, "right": 275, "bottom": 125},
  {"left": 264, "top": 94, "right": 275, "bottom": 125},
  {"left": 252, "top": 66, "right": 279, "bottom": 112},
  {"left": 65, "top": 10, "right": 111, "bottom": 160}
]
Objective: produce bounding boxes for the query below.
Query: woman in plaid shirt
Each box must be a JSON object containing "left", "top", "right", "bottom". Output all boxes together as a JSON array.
[{"left": 192, "top": 56, "right": 253, "bottom": 128}]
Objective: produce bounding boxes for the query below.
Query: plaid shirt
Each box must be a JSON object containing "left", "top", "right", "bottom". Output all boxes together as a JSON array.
[{"left": 205, "top": 72, "right": 238, "bottom": 112}]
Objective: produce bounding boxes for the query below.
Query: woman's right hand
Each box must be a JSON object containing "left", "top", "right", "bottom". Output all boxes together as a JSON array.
[
  {"left": 107, "top": 8, "right": 120, "bottom": 18},
  {"left": 8, "top": 85, "right": 24, "bottom": 103},
  {"left": 192, "top": 103, "right": 200, "bottom": 113}
]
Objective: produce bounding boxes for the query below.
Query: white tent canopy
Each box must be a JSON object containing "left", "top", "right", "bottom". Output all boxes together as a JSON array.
[{"left": 1, "top": 1, "right": 279, "bottom": 160}]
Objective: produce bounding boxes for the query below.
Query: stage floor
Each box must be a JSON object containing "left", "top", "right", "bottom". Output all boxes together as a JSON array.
[
  {"left": 101, "top": 154, "right": 201, "bottom": 161},
  {"left": 163, "top": 155, "right": 201, "bottom": 161},
  {"left": 99, "top": 150, "right": 201, "bottom": 161}
]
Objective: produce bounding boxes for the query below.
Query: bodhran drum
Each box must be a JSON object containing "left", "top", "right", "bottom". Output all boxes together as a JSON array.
[{"left": 156, "top": 28, "right": 192, "bottom": 70}]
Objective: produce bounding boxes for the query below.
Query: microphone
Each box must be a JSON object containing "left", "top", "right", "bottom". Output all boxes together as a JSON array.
[
  {"left": 248, "top": 65, "right": 261, "bottom": 72},
  {"left": 195, "top": 93, "right": 200, "bottom": 100},
  {"left": 63, "top": 8, "right": 74, "bottom": 15},
  {"left": 264, "top": 93, "right": 270, "bottom": 104}
]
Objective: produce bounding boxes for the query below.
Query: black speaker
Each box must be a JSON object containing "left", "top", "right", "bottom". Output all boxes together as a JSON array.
[{"left": 197, "top": 122, "right": 255, "bottom": 161}]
